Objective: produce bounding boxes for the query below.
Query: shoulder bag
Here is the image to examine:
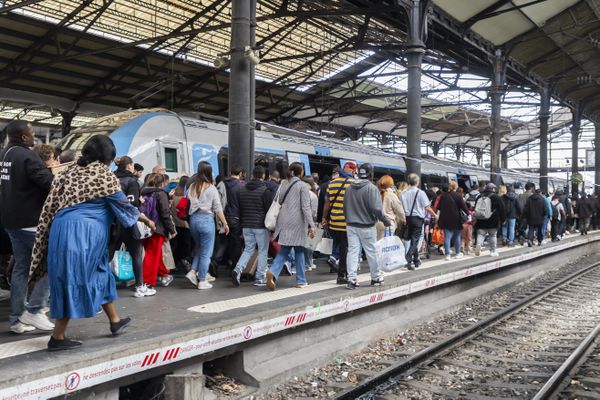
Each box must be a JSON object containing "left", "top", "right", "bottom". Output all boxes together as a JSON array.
[
  {"left": 264, "top": 180, "right": 300, "bottom": 231},
  {"left": 325, "top": 177, "right": 350, "bottom": 222},
  {"left": 399, "top": 190, "right": 419, "bottom": 240}
]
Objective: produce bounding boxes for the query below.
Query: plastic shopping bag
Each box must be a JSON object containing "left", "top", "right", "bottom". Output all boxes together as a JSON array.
[
  {"left": 315, "top": 229, "right": 333, "bottom": 255},
  {"left": 431, "top": 226, "right": 445, "bottom": 245},
  {"left": 305, "top": 227, "right": 324, "bottom": 250},
  {"left": 110, "top": 244, "right": 135, "bottom": 282},
  {"left": 375, "top": 228, "right": 406, "bottom": 272}
]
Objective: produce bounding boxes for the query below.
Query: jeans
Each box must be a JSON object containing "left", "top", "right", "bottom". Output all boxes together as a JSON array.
[
  {"left": 6, "top": 229, "right": 49, "bottom": 325},
  {"left": 347, "top": 225, "right": 381, "bottom": 281},
  {"left": 190, "top": 213, "right": 216, "bottom": 281},
  {"left": 527, "top": 224, "right": 543, "bottom": 244},
  {"left": 443, "top": 229, "right": 462, "bottom": 256},
  {"left": 476, "top": 228, "right": 498, "bottom": 253},
  {"left": 330, "top": 229, "right": 348, "bottom": 278},
  {"left": 404, "top": 217, "right": 424, "bottom": 265},
  {"left": 109, "top": 225, "right": 144, "bottom": 287},
  {"left": 234, "top": 228, "right": 269, "bottom": 281},
  {"left": 270, "top": 245, "right": 306, "bottom": 285},
  {"left": 304, "top": 248, "right": 313, "bottom": 269},
  {"left": 501, "top": 218, "right": 516, "bottom": 242},
  {"left": 541, "top": 216, "right": 549, "bottom": 240}
]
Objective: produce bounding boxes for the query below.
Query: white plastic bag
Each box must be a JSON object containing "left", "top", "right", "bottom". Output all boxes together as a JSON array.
[
  {"left": 305, "top": 227, "right": 324, "bottom": 250},
  {"left": 375, "top": 228, "right": 406, "bottom": 272},
  {"left": 315, "top": 229, "right": 333, "bottom": 255}
]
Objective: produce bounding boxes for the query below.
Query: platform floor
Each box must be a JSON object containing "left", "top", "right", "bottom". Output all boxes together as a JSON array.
[{"left": 0, "top": 232, "right": 598, "bottom": 399}]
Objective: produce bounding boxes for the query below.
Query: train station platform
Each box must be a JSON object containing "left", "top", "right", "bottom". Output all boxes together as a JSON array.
[{"left": 0, "top": 232, "right": 599, "bottom": 400}]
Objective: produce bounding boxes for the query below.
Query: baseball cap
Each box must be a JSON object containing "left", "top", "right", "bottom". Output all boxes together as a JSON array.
[
  {"left": 485, "top": 182, "right": 497, "bottom": 191},
  {"left": 343, "top": 161, "right": 357, "bottom": 170},
  {"left": 357, "top": 163, "right": 373, "bottom": 179}
]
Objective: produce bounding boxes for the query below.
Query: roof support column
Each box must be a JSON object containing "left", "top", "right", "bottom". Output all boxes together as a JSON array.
[
  {"left": 570, "top": 108, "right": 581, "bottom": 196},
  {"left": 501, "top": 151, "right": 508, "bottom": 169},
  {"left": 490, "top": 49, "right": 506, "bottom": 186},
  {"left": 228, "top": 0, "right": 255, "bottom": 175},
  {"left": 248, "top": 0, "right": 256, "bottom": 176},
  {"left": 539, "top": 84, "right": 551, "bottom": 194},
  {"left": 403, "top": 0, "right": 430, "bottom": 178},
  {"left": 596, "top": 123, "right": 600, "bottom": 195},
  {"left": 475, "top": 148, "right": 483, "bottom": 167}
]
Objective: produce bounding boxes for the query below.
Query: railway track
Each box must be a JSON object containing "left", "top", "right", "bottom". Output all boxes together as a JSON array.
[{"left": 335, "top": 261, "right": 600, "bottom": 400}]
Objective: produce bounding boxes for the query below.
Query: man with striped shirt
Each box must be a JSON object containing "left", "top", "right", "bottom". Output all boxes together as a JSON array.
[{"left": 321, "top": 161, "right": 357, "bottom": 284}]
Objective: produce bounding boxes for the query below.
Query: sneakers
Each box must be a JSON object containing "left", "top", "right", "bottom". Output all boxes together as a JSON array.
[
  {"left": 327, "top": 256, "right": 339, "bottom": 273},
  {"left": 346, "top": 279, "right": 360, "bottom": 290},
  {"left": 110, "top": 317, "right": 131, "bottom": 336},
  {"left": 134, "top": 284, "right": 156, "bottom": 298},
  {"left": 295, "top": 283, "right": 309, "bottom": 288},
  {"left": 307, "top": 264, "right": 317, "bottom": 272},
  {"left": 231, "top": 269, "right": 241, "bottom": 287},
  {"left": 19, "top": 311, "right": 54, "bottom": 331},
  {"left": 490, "top": 251, "right": 499, "bottom": 257},
  {"left": 158, "top": 275, "right": 173, "bottom": 287},
  {"left": 283, "top": 261, "right": 293, "bottom": 276},
  {"left": 185, "top": 270, "right": 198, "bottom": 287},
  {"left": 266, "top": 271, "right": 276, "bottom": 291},
  {"left": 47, "top": 336, "right": 82, "bottom": 352},
  {"left": 474, "top": 244, "right": 481, "bottom": 256},
  {"left": 445, "top": 255, "right": 452, "bottom": 261},
  {"left": 253, "top": 279, "right": 266, "bottom": 287},
  {"left": 10, "top": 322, "right": 35, "bottom": 334},
  {"left": 371, "top": 276, "right": 384, "bottom": 286},
  {"left": 207, "top": 273, "right": 216, "bottom": 283},
  {"left": 197, "top": 281, "right": 213, "bottom": 290},
  {"left": 455, "top": 252, "right": 464, "bottom": 259}
]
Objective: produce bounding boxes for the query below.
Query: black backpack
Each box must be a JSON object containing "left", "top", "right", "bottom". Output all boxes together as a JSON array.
[{"left": 551, "top": 203, "right": 559, "bottom": 219}]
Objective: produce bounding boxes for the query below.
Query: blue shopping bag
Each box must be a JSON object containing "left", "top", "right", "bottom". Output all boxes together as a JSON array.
[{"left": 110, "top": 245, "right": 135, "bottom": 282}]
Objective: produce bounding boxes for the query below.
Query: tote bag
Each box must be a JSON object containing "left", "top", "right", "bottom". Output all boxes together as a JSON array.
[
  {"left": 315, "top": 228, "right": 334, "bottom": 255},
  {"left": 375, "top": 228, "right": 406, "bottom": 272},
  {"left": 264, "top": 180, "right": 300, "bottom": 231},
  {"left": 305, "top": 226, "right": 324, "bottom": 250},
  {"left": 110, "top": 244, "right": 135, "bottom": 282}
]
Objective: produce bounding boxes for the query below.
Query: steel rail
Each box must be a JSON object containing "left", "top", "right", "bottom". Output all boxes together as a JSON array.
[
  {"left": 532, "top": 322, "right": 600, "bottom": 400},
  {"left": 335, "top": 261, "right": 600, "bottom": 400}
]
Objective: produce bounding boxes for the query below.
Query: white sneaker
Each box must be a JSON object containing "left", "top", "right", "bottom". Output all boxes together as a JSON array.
[
  {"left": 134, "top": 284, "right": 156, "bottom": 298},
  {"left": 455, "top": 252, "right": 464, "bottom": 259},
  {"left": 490, "top": 251, "right": 499, "bottom": 257},
  {"left": 185, "top": 270, "right": 198, "bottom": 287},
  {"left": 197, "top": 281, "right": 213, "bottom": 290},
  {"left": 445, "top": 255, "right": 452, "bottom": 261},
  {"left": 19, "top": 311, "right": 54, "bottom": 331},
  {"left": 207, "top": 274, "right": 216, "bottom": 282},
  {"left": 10, "top": 322, "right": 35, "bottom": 334}
]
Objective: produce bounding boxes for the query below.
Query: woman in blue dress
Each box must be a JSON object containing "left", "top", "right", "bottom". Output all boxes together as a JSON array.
[{"left": 30, "top": 135, "right": 155, "bottom": 351}]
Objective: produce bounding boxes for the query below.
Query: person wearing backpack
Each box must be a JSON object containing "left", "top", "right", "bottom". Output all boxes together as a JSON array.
[
  {"left": 473, "top": 183, "right": 506, "bottom": 257},
  {"left": 550, "top": 194, "right": 565, "bottom": 242},
  {"left": 140, "top": 173, "right": 177, "bottom": 288},
  {"left": 109, "top": 156, "right": 155, "bottom": 298},
  {"left": 500, "top": 184, "right": 522, "bottom": 247},
  {"left": 523, "top": 188, "right": 547, "bottom": 246}
]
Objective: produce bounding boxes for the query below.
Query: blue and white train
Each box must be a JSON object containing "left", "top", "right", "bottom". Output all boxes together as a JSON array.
[{"left": 59, "top": 108, "right": 566, "bottom": 192}]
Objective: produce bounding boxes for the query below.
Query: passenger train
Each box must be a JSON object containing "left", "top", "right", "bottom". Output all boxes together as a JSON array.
[{"left": 59, "top": 108, "right": 567, "bottom": 193}]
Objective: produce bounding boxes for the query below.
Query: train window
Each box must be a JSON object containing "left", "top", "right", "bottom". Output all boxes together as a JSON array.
[{"left": 164, "top": 148, "right": 178, "bottom": 172}]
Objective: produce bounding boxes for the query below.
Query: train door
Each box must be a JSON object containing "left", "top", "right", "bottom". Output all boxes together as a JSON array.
[
  {"left": 308, "top": 154, "right": 340, "bottom": 182},
  {"left": 456, "top": 174, "right": 471, "bottom": 191},
  {"left": 156, "top": 139, "right": 187, "bottom": 177}
]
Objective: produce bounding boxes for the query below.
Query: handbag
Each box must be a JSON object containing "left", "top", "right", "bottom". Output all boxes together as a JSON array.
[
  {"left": 460, "top": 210, "right": 469, "bottom": 225},
  {"left": 134, "top": 221, "right": 153, "bottom": 240},
  {"left": 431, "top": 226, "right": 445, "bottom": 245},
  {"left": 110, "top": 244, "right": 135, "bottom": 282},
  {"left": 305, "top": 226, "right": 324, "bottom": 250},
  {"left": 399, "top": 190, "right": 419, "bottom": 240},
  {"left": 315, "top": 228, "right": 334, "bottom": 255},
  {"left": 375, "top": 227, "right": 406, "bottom": 272},
  {"left": 176, "top": 196, "right": 190, "bottom": 221},
  {"left": 264, "top": 180, "right": 300, "bottom": 231}
]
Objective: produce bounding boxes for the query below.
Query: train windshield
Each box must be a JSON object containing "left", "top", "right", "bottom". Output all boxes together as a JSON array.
[{"left": 58, "top": 130, "right": 111, "bottom": 154}]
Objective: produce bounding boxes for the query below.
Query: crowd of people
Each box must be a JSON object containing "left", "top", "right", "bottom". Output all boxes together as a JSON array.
[{"left": 1, "top": 120, "right": 600, "bottom": 351}]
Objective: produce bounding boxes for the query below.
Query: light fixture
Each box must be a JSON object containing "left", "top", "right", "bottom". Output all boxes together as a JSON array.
[{"left": 244, "top": 46, "right": 260, "bottom": 65}]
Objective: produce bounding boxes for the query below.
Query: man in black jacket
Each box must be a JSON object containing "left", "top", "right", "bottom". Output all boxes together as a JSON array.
[
  {"left": 473, "top": 183, "right": 506, "bottom": 257},
  {"left": 524, "top": 188, "right": 547, "bottom": 246},
  {"left": 0, "top": 121, "right": 54, "bottom": 334},
  {"left": 231, "top": 166, "right": 274, "bottom": 286},
  {"left": 577, "top": 193, "right": 595, "bottom": 235},
  {"left": 213, "top": 165, "right": 244, "bottom": 271}
]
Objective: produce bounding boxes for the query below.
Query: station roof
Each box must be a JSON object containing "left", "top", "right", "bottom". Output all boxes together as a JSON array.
[{"left": 0, "top": 0, "right": 596, "bottom": 153}]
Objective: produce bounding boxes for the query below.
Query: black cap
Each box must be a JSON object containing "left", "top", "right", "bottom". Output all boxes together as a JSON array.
[{"left": 357, "top": 163, "right": 373, "bottom": 179}]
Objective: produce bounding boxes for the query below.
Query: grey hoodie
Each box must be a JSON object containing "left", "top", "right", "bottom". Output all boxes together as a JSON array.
[{"left": 344, "top": 180, "right": 390, "bottom": 227}]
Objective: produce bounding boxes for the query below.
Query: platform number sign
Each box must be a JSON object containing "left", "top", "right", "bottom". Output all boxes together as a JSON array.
[{"left": 65, "top": 372, "right": 81, "bottom": 391}]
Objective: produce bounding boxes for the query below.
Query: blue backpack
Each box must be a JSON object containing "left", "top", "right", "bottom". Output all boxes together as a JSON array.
[{"left": 139, "top": 193, "right": 159, "bottom": 224}]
